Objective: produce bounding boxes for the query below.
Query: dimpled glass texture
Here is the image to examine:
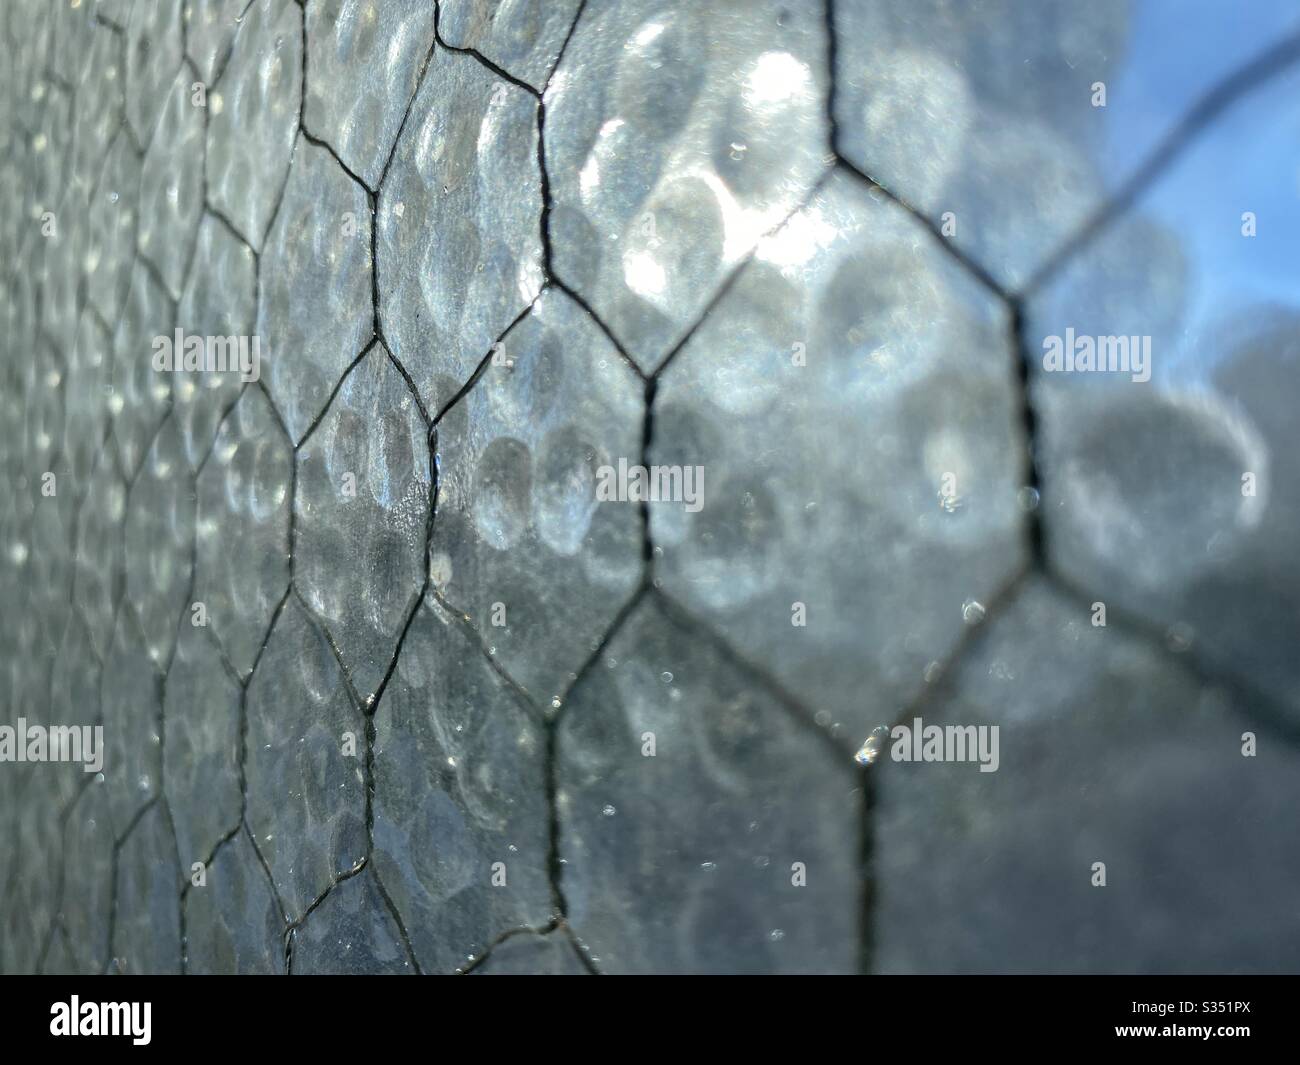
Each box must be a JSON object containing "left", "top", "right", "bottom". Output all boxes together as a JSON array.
[{"left": 3, "top": 0, "right": 1300, "bottom": 976}]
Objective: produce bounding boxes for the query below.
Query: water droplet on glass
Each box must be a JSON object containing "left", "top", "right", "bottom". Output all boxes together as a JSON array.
[
  {"left": 961, "top": 599, "right": 986, "bottom": 625},
  {"left": 1165, "top": 622, "right": 1194, "bottom": 653},
  {"left": 988, "top": 659, "right": 1014, "bottom": 681},
  {"left": 1017, "top": 486, "right": 1041, "bottom": 512},
  {"left": 602, "top": 804, "right": 616, "bottom": 817},
  {"left": 660, "top": 671, "right": 673, "bottom": 684},
  {"left": 769, "top": 928, "right": 785, "bottom": 942},
  {"left": 853, "top": 725, "right": 891, "bottom": 767}
]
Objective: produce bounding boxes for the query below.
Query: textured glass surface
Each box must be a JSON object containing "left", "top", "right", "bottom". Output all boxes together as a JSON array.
[
  {"left": 184, "top": 827, "right": 286, "bottom": 975},
  {"left": 257, "top": 135, "right": 374, "bottom": 445},
  {"left": 3, "top": 0, "right": 1299, "bottom": 977},
  {"left": 832, "top": 0, "right": 1300, "bottom": 290},
  {"left": 204, "top": 0, "right": 301, "bottom": 249},
  {"left": 99, "top": 607, "right": 162, "bottom": 833},
  {"left": 60, "top": 781, "right": 115, "bottom": 974},
  {"left": 468, "top": 929, "right": 589, "bottom": 975},
  {"left": 110, "top": 801, "right": 182, "bottom": 974},
  {"left": 163, "top": 622, "right": 242, "bottom": 871},
  {"left": 371, "top": 595, "right": 551, "bottom": 973},
  {"left": 430, "top": 287, "right": 644, "bottom": 703},
  {"left": 544, "top": 0, "right": 830, "bottom": 370},
  {"left": 289, "top": 866, "right": 413, "bottom": 975},
  {"left": 558, "top": 595, "right": 861, "bottom": 974},
  {"left": 137, "top": 66, "right": 205, "bottom": 302},
  {"left": 175, "top": 215, "right": 257, "bottom": 469},
  {"left": 651, "top": 172, "right": 1024, "bottom": 739},
  {"left": 123, "top": 0, "right": 182, "bottom": 147},
  {"left": 303, "top": 0, "right": 437, "bottom": 190},
  {"left": 439, "top": 0, "right": 584, "bottom": 90},
  {"left": 874, "top": 579, "right": 1300, "bottom": 972},
  {"left": 194, "top": 385, "right": 292, "bottom": 678},
  {"left": 377, "top": 44, "right": 544, "bottom": 416},
  {"left": 293, "top": 345, "right": 431, "bottom": 702},
  {"left": 185, "top": 0, "right": 252, "bottom": 87},
  {"left": 244, "top": 595, "right": 367, "bottom": 921},
  {"left": 123, "top": 416, "right": 194, "bottom": 668},
  {"left": 1028, "top": 62, "right": 1300, "bottom": 724}
]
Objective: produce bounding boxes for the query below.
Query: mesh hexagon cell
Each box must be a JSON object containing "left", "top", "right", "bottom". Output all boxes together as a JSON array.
[{"left": 3, "top": 0, "right": 1299, "bottom": 977}]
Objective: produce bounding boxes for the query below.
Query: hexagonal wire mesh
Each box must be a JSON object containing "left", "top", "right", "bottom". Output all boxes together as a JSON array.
[{"left": 2, "top": 0, "right": 1299, "bottom": 974}]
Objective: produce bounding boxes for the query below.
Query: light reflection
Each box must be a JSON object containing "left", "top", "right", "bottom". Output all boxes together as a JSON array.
[{"left": 744, "top": 51, "right": 811, "bottom": 109}]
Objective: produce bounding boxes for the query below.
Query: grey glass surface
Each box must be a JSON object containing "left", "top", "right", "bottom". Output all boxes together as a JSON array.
[
  {"left": 874, "top": 578, "right": 1300, "bottom": 973},
  {"left": 123, "top": 416, "right": 195, "bottom": 669},
  {"left": 429, "top": 286, "right": 644, "bottom": 703},
  {"left": 371, "top": 595, "right": 551, "bottom": 973},
  {"left": 137, "top": 66, "right": 205, "bottom": 303},
  {"left": 110, "top": 801, "right": 182, "bottom": 974},
  {"left": 651, "top": 170, "right": 1025, "bottom": 741},
  {"left": 123, "top": 0, "right": 182, "bottom": 148},
  {"left": 61, "top": 780, "right": 115, "bottom": 974},
  {"left": 194, "top": 384, "right": 292, "bottom": 679},
  {"left": 109, "top": 260, "right": 173, "bottom": 478},
  {"left": 292, "top": 344, "right": 431, "bottom": 703},
  {"left": 185, "top": 0, "right": 249, "bottom": 87},
  {"left": 85, "top": 127, "right": 139, "bottom": 326},
  {"left": 163, "top": 621, "right": 242, "bottom": 871},
  {"left": 543, "top": 0, "right": 830, "bottom": 370},
  {"left": 438, "top": 0, "right": 584, "bottom": 90},
  {"left": 257, "top": 134, "right": 374, "bottom": 446},
  {"left": 184, "top": 827, "right": 285, "bottom": 975},
  {"left": 175, "top": 214, "right": 257, "bottom": 470},
  {"left": 303, "top": 0, "right": 437, "bottom": 190},
  {"left": 99, "top": 606, "right": 162, "bottom": 833},
  {"left": 377, "top": 45, "right": 544, "bottom": 416},
  {"left": 244, "top": 594, "right": 367, "bottom": 921},
  {"left": 468, "top": 929, "right": 589, "bottom": 975},
  {"left": 4, "top": 0, "right": 1299, "bottom": 977},
  {"left": 204, "top": 0, "right": 301, "bottom": 249},
  {"left": 557, "top": 595, "right": 862, "bottom": 974},
  {"left": 289, "top": 866, "right": 413, "bottom": 975}
]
